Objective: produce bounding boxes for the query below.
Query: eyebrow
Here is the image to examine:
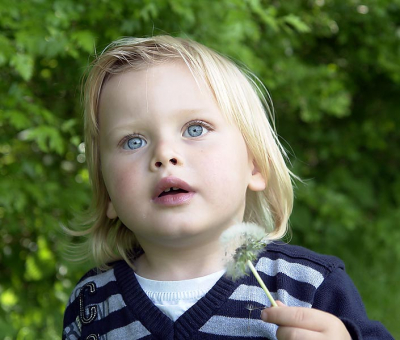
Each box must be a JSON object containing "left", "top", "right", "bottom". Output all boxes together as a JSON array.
[
  {"left": 104, "top": 120, "right": 142, "bottom": 139},
  {"left": 103, "top": 107, "right": 211, "bottom": 136}
]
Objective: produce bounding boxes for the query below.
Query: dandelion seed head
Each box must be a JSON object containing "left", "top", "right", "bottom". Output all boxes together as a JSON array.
[{"left": 220, "top": 223, "right": 270, "bottom": 280}]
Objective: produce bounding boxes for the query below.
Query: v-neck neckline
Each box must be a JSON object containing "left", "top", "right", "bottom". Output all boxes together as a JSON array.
[{"left": 114, "top": 260, "right": 237, "bottom": 339}]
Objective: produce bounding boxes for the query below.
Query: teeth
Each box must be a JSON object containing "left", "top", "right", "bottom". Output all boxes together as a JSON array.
[{"left": 163, "top": 187, "right": 180, "bottom": 193}]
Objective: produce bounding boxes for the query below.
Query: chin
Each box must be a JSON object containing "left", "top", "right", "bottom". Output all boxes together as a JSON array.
[{"left": 153, "top": 226, "right": 211, "bottom": 244}]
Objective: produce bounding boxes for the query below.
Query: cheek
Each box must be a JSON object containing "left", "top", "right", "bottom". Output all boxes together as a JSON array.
[
  {"left": 195, "top": 142, "right": 251, "bottom": 189},
  {"left": 102, "top": 158, "right": 139, "bottom": 199}
]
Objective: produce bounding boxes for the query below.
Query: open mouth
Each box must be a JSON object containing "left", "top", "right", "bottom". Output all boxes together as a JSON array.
[
  {"left": 158, "top": 187, "right": 189, "bottom": 197},
  {"left": 152, "top": 177, "right": 194, "bottom": 205}
]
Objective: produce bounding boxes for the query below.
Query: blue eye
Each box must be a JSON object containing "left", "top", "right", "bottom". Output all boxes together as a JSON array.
[
  {"left": 184, "top": 124, "right": 209, "bottom": 138},
  {"left": 123, "top": 137, "right": 147, "bottom": 150}
]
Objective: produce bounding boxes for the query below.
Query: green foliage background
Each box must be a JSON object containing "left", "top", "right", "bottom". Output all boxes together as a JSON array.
[{"left": 1, "top": 0, "right": 399, "bottom": 338}]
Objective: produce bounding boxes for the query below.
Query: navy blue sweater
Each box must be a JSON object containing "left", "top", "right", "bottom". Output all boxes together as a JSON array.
[{"left": 63, "top": 243, "right": 393, "bottom": 339}]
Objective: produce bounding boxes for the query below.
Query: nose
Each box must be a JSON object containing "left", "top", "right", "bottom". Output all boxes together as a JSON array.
[
  {"left": 150, "top": 141, "right": 182, "bottom": 171},
  {"left": 154, "top": 158, "right": 178, "bottom": 168}
]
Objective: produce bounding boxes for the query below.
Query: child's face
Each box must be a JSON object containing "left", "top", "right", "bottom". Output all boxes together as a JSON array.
[{"left": 98, "top": 61, "right": 265, "bottom": 249}]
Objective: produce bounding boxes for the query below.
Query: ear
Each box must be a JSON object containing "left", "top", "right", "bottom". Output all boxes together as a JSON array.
[
  {"left": 248, "top": 161, "right": 266, "bottom": 192},
  {"left": 106, "top": 200, "right": 118, "bottom": 219}
]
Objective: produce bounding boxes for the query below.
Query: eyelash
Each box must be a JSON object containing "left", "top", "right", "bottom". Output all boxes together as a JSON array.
[
  {"left": 183, "top": 120, "right": 214, "bottom": 135},
  {"left": 118, "top": 133, "right": 145, "bottom": 148},
  {"left": 118, "top": 120, "right": 214, "bottom": 148}
]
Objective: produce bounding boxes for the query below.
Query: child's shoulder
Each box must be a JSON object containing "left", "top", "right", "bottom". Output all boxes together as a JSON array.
[
  {"left": 253, "top": 242, "right": 348, "bottom": 302},
  {"left": 63, "top": 261, "right": 130, "bottom": 338},
  {"left": 260, "top": 241, "right": 345, "bottom": 277},
  {"left": 67, "top": 261, "right": 123, "bottom": 303}
]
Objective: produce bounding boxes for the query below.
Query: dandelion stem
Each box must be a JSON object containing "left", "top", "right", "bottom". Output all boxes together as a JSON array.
[{"left": 247, "top": 260, "right": 278, "bottom": 307}]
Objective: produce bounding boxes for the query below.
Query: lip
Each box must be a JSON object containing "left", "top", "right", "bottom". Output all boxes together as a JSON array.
[{"left": 152, "top": 176, "right": 195, "bottom": 206}]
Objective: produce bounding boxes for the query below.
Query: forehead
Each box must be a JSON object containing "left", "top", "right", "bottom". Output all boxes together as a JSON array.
[
  {"left": 100, "top": 62, "right": 215, "bottom": 112},
  {"left": 103, "top": 61, "right": 200, "bottom": 96},
  {"left": 97, "top": 61, "right": 223, "bottom": 133}
]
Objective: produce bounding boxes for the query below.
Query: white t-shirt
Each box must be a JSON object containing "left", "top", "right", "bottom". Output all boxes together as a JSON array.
[{"left": 135, "top": 270, "right": 226, "bottom": 321}]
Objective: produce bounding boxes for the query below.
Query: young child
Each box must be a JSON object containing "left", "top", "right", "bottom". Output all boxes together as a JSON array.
[{"left": 63, "top": 35, "right": 393, "bottom": 340}]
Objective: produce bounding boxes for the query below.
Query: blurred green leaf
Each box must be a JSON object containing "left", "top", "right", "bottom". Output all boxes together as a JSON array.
[
  {"left": 25, "top": 126, "right": 65, "bottom": 154},
  {"left": 71, "top": 30, "right": 95, "bottom": 53},
  {"left": 10, "top": 54, "right": 34, "bottom": 81},
  {"left": 282, "top": 14, "right": 311, "bottom": 33}
]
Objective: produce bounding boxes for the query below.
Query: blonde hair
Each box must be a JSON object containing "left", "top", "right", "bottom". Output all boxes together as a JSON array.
[{"left": 74, "top": 35, "right": 294, "bottom": 269}]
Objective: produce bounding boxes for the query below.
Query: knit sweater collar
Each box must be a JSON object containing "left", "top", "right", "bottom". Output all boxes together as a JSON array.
[{"left": 114, "top": 260, "right": 237, "bottom": 339}]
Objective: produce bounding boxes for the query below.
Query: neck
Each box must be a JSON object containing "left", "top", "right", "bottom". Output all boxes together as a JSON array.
[{"left": 134, "top": 237, "right": 226, "bottom": 281}]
